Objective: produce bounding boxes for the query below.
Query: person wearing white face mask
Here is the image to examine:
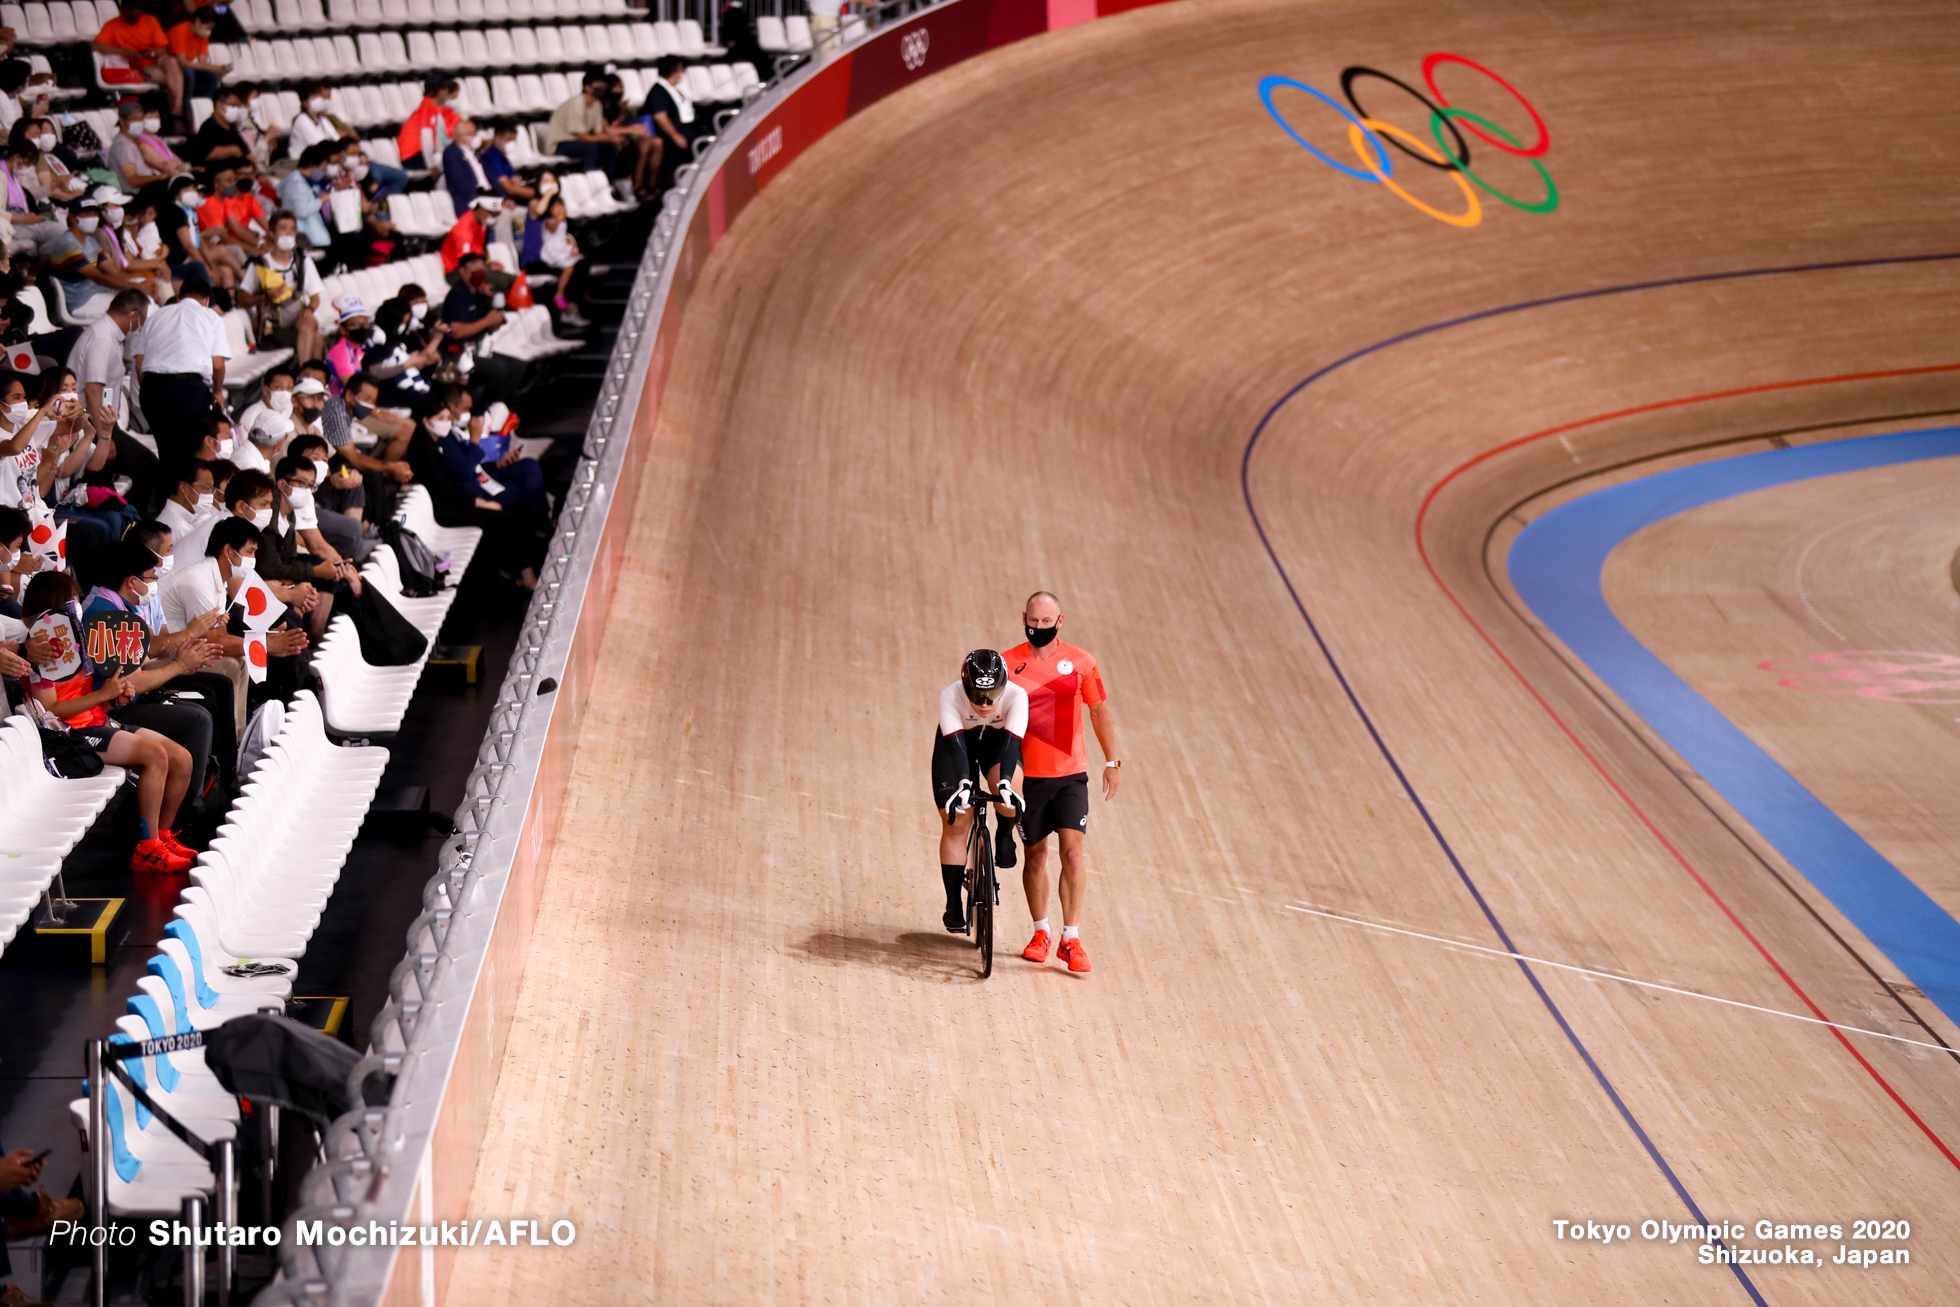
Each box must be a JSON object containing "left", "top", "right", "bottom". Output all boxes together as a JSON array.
[
  {"left": 233, "top": 367, "right": 293, "bottom": 451},
  {"left": 107, "top": 99, "right": 190, "bottom": 192},
  {"left": 11, "top": 116, "right": 89, "bottom": 207},
  {"left": 185, "top": 89, "right": 249, "bottom": 170},
  {"left": 50, "top": 201, "right": 150, "bottom": 317},
  {"left": 284, "top": 435, "right": 368, "bottom": 564},
  {"left": 160, "top": 515, "right": 308, "bottom": 703},
  {"left": 237, "top": 211, "right": 323, "bottom": 362},
  {"left": 273, "top": 453, "right": 363, "bottom": 592},
  {"left": 156, "top": 462, "right": 218, "bottom": 540}
]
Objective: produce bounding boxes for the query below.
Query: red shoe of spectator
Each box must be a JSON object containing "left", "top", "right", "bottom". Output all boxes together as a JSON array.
[
  {"left": 131, "top": 838, "right": 193, "bottom": 874},
  {"left": 1056, "top": 937, "right": 1092, "bottom": 973},
  {"left": 160, "top": 830, "right": 196, "bottom": 859}
]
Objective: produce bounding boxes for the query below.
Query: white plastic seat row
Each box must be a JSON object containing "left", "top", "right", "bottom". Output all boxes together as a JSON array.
[
  {"left": 396, "top": 484, "right": 481, "bottom": 574},
  {"left": 0, "top": 715, "right": 128, "bottom": 945},
  {"left": 4, "top": 0, "right": 120, "bottom": 46},
  {"left": 361, "top": 547, "right": 456, "bottom": 639},
  {"left": 221, "top": 310, "right": 294, "bottom": 393},
  {"left": 312, "top": 615, "right": 429, "bottom": 736}
]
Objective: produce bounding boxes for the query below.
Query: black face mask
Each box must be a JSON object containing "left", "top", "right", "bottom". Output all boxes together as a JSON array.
[
  {"left": 1025, "top": 624, "right": 1057, "bottom": 649},
  {"left": 349, "top": 400, "right": 373, "bottom": 419}
]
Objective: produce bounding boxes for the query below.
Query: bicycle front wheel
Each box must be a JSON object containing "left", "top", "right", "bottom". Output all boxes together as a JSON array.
[{"left": 970, "top": 816, "right": 994, "bottom": 978}]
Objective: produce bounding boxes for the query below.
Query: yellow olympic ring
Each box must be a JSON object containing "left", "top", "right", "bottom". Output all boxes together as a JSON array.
[{"left": 1346, "top": 117, "right": 1481, "bottom": 228}]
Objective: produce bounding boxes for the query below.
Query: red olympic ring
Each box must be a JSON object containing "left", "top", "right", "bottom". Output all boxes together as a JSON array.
[{"left": 1422, "top": 53, "right": 1549, "bottom": 158}]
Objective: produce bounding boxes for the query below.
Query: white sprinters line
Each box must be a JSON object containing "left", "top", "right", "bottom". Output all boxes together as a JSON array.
[{"left": 1281, "top": 904, "right": 1955, "bottom": 1056}]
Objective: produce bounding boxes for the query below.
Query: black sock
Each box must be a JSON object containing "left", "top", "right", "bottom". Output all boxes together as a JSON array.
[{"left": 941, "top": 864, "right": 964, "bottom": 911}]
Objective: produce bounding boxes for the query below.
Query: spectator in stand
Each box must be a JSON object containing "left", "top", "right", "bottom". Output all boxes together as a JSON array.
[
  {"left": 120, "top": 520, "right": 242, "bottom": 786},
  {"left": 231, "top": 407, "right": 284, "bottom": 476},
  {"left": 323, "top": 294, "right": 373, "bottom": 385},
  {"left": 81, "top": 539, "right": 225, "bottom": 794},
  {"left": 481, "top": 124, "right": 534, "bottom": 203},
  {"left": 195, "top": 162, "right": 266, "bottom": 279},
  {"left": 322, "top": 369, "right": 414, "bottom": 520},
  {"left": 9, "top": 116, "right": 86, "bottom": 208},
  {"left": 166, "top": 9, "right": 228, "bottom": 103},
  {"left": 68, "top": 289, "right": 159, "bottom": 510},
  {"left": 0, "top": 502, "right": 35, "bottom": 614},
  {"left": 344, "top": 135, "right": 406, "bottom": 204},
  {"left": 1, "top": 141, "right": 69, "bottom": 262},
  {"left": 441, "top": 197, "right": 513, "bottom": 294},
  {"left": 398, "top": 76, "right": 460, "bottom": 171},
  {"left": 643, "top": 57, "right": 701, "bottom": 191},
  {"left": 184, "top": 87, "right": 249, "bottom": 171},
  {"left": 155, "top": 460, "right": 219, "bottom": 540},
  {"left": 160, "top": 513, "right": 306, "bottom": 705},
  {"left": 442, "top": 252, "right": 526, "bottom": 402},
  {"left": 169, "top": 430, "right": 244, "bottom": 559},
  {"left": 602, "top": 73, "right": 659, "bottom": 201},
  {"left": 273, "top": 452, "right": 364, "bottom": 580},
  {"left": 110, "top": 191, "right": 175, "bottom": 294},
  {"left": 546, "top": 68, "right": 632, "bottom": 180},
  {"left": 39, "top": 370, "right": 141, "bottom": 548},
  {"left": 49, "top": 194, "right": 150, "bottom": 319},
  {"left": 22, "top": 569, "right": 200, "bottom": 873},
  {"left": 442, "top": 119, "right": 494, "bottom": 218},
  {"left": 0, "top": 60, "right": 29, "bottom": 139},
  {"left": 140, "top": 174, "right": 225, "bottom": 288},
  {"left": 93, "top": 0, "right": 187, "bottom": 132},
  {"left": 84, "top": 185, "right": 169, "bottom": 305},
  {"left": 522, "top": 196, "right": 588, "bottom": 326},
  {"left": 525, "top": 170, "right": 559, "bottom": 221},
  {"left": 366, "top": 301, "right": 442, "bottom": 413},
  {"left": 287, "top": 82, "right": 353, "bottom": 157},
  {"left": 233, "top": 367, "right": 291, "bottom": 448},
  {"left": 240, "top": 84, "right": 283, "bottom": 168},
  {"left": 407, "top": 387, "right": 542, "bottom": 589},
  {"left": 237, "top": 210, "right": 322, "bottom": 363},
  {"left": 106, "top": 100, "right": 187, "bottom": 194},
  {"left": 290, "top": 367, "right": 330, "bottom": 441},
  {"left": 135, "top": 277, "right": 230, "bottom": 466},
  {"left": 208, "top": 467, "right": 329, "bottom": 636},
  {"left": 279, "top": 141, "right": 334, "bottom": 251},
  {"left": 288, "top": 432, "right": 365, "bottom": 558},
  {"left": 436, "top": 386, "right": 548, "bottom": 516}
]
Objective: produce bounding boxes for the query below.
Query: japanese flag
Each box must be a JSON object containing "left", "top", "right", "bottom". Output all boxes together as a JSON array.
[
  {"left": 25, "top": 520, "right": 65, "bottom": 569},
  {"left": 243, "top": 632, "right": 269, "bottom": 683},
  {"left": 4, "top": 345, "right": 39, "bottom": 375},
  {"left": 235, "top": 575, "right": 280, "bottom": 631}
]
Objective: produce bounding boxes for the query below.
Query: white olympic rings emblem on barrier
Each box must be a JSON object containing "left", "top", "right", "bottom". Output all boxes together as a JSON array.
[{"left": 901, "top": 29, "right": 930, "bottom": 70}]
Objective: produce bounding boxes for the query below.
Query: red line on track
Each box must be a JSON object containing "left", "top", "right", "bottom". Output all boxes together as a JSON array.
[{"left": 1414, "top": 361, "right": 1960, "bottom": 1171}]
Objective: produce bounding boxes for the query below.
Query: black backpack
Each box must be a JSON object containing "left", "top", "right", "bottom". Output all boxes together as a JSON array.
[{"left": 382, "top": 518, "right": 444, "bottom": 597}]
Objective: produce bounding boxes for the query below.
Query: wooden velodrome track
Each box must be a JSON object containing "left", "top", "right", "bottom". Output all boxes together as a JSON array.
[{"left": 449, "top": 0, "right": 1960, "bottom": 1300}]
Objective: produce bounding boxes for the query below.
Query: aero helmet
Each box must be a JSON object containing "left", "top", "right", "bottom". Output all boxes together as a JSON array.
[{"left": 961, "top": 649, "right": 1007, "bottom": 706}]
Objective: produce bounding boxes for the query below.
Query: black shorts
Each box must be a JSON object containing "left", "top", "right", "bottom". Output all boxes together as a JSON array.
[
  {"left": 930, "top": 725, "right": 1015, "bottom": 810},
  {"left": 1021, "top": 772, "right": 1089, "bottom": 845}
]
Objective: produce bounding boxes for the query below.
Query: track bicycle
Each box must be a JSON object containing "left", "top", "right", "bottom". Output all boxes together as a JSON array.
[{"left": 958, "top": 769, "right": 1019, "bottom": 978}]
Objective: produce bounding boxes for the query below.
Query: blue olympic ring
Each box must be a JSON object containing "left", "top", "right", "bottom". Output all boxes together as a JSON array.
[{"left": 1257, "top": 75, "right": 1392, "bottom": 183}]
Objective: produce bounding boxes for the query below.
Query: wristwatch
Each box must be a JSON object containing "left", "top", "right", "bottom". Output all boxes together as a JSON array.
[{"left": 1104, "top": 760, "right": 1122, "bottom": 769}]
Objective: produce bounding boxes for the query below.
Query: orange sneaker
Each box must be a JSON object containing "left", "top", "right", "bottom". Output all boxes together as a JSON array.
[
  {"left": 1022, "top": 929, "right": 1050, "bottom": 963},
  {"left": 131, "top": 838, "right": 193, "bottom": 874},
  {"left": 1057, "top": 936, "right": 1091, "bottom": 973},
  {"left": 160, "top": 830, "right": 196, "bottom": 859}
]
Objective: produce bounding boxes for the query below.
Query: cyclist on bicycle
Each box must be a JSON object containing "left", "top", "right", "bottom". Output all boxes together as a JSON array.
[{"left": 932, "top": 649, "right": 1027, "bottom": 932}]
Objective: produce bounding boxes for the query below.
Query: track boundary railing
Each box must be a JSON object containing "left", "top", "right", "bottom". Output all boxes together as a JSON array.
[{"left": 244, "top": 0, "right": 1177, "bottom": 1300}]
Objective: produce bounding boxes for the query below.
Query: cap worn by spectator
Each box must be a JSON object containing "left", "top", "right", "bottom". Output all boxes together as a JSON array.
[
  {"left": 332, "top": 295, "right": 367, "bottom": 327},
  {"left": 292, "top": 376, "right": 327, "bottom": 397}
]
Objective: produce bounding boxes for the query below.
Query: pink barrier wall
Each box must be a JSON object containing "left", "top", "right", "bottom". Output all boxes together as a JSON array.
[{"left": 383, "top": 1, "right": 1175, "bottom": 1301}]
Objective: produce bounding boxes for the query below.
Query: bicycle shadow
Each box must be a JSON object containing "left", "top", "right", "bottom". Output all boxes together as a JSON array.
[{"left": 792, "top": 929, "right": 986, "bottom": 982}]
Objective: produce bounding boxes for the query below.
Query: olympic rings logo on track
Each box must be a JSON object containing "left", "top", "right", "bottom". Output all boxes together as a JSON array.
[
  {"left": 1258, "top": 54, "right": 1555, "bottom": 229},
  {"left": 900, "top": 30, "right": 929, "bottom": 70}
]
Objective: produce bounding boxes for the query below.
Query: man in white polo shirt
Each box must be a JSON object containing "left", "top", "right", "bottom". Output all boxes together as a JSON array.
[{"left": 135, "top": 277, "right": 231, "bottom": 467}]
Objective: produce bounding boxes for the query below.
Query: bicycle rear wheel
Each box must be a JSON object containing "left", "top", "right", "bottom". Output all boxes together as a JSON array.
[{"left": 969, "top": 813, "right": 994, "bottom": 977}]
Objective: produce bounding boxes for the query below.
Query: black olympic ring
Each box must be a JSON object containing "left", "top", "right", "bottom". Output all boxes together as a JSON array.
[{"left": 1340, "top": 66, "right": 1470, "bottom": 172}]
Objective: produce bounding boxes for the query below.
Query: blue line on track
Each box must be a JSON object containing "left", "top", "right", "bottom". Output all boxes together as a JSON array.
[
  {"left": 1509, "top": 425, "right": 1960, "bottom": 1028},
  {"left": 1233, "top": 252, "right": 1960, "bottom": 1303}
]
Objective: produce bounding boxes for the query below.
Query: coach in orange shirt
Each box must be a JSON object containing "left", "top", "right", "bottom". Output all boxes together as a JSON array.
[{"left": 1004, "top": 590, "right": 1121, "bottom": 973}]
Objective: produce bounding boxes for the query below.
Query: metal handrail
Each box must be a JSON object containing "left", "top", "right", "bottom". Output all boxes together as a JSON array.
[{"left": 248, "top": 3, "right": 963, "bottom": 1300}]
